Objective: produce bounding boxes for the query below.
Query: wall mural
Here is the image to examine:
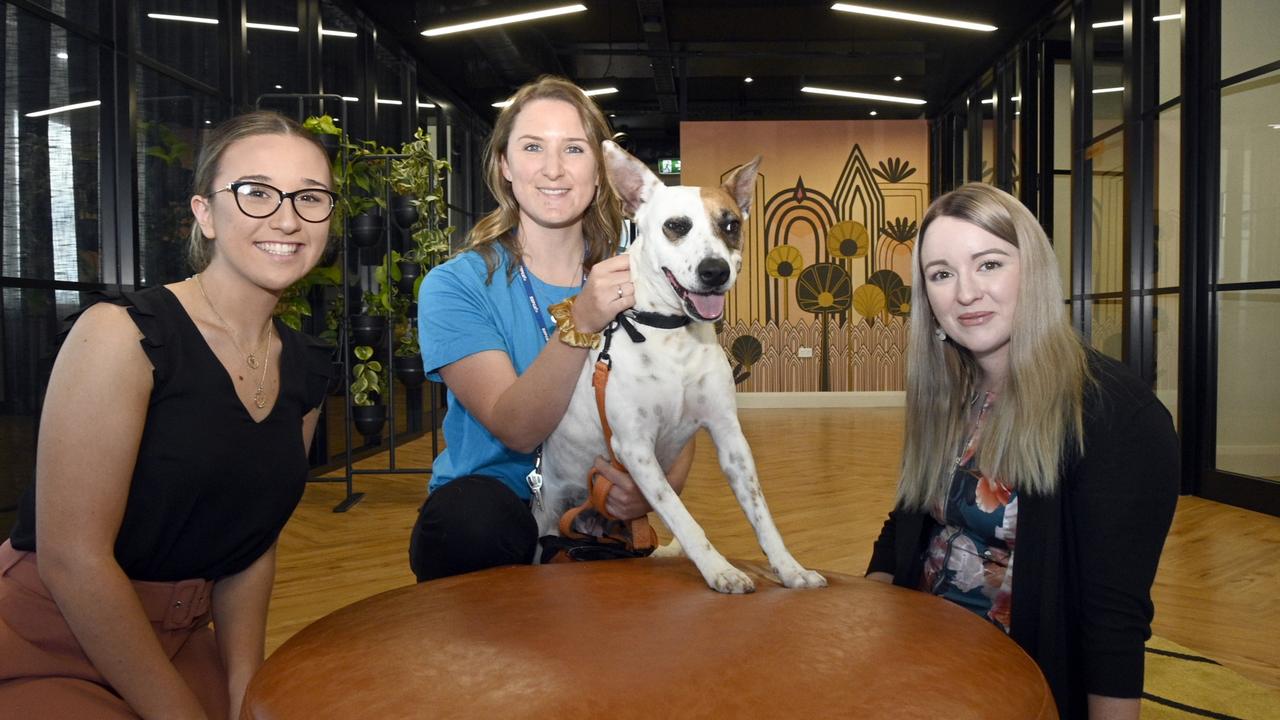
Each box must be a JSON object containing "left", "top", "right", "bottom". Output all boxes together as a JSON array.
[{"left": 682, "top": 120, "right": 929, "bottom": 392}]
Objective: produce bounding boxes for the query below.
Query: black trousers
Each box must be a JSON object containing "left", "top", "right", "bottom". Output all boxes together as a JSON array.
[{"left": 408, "top": 475, "right": 539, "bottom": 582}]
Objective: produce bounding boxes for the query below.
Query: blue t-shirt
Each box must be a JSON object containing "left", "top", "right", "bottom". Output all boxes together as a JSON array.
[{"left": 418, "top": 246, "right": 580, "bottom": 499}]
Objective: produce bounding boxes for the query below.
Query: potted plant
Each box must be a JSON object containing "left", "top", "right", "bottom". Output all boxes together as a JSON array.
[
  {"left": 303, "top": 115, "right": 393, "bottom": 248},
  {"left": 392, "top": 322, "right": 425, "bottom": 388},
  {"left": 391, "top": 127, "right": 455, "bottom": 288},
  {"left": 350, "top": 344, "right": 386, "bottom": 441}
]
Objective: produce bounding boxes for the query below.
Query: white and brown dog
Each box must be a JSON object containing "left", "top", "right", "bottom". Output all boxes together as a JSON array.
[{"left": 534, "top": 141, "right": 826, "bottom": 594}]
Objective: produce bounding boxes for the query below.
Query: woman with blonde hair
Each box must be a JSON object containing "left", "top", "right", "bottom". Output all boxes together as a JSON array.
[
  {"left": 866, "top": 183, "right": 1178, "bottom": 720},
  {"left": 408, "top": 76, "right": 693, "bottom": 581}
]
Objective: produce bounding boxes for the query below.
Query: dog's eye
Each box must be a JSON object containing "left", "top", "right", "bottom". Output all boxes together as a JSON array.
[
  {"left": 721, "top": 219, "right": 740, "bottom": 234},
  {"left": 663, "top": 218, "right": 692, "bottom": 236}
]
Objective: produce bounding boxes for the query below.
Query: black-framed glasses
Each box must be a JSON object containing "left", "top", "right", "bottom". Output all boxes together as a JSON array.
[{"left": 211, "top": 181, "right": 338, "bottom": 223}]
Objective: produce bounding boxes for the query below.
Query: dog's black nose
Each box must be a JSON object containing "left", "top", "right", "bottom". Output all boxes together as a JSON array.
[{"left": 697, "top": 258, "right": 731, "bottom": 288}]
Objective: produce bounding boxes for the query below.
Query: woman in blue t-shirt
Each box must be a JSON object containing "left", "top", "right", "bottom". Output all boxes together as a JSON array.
[{"left": 409, "top": 76, "right": 693, "bottom": 581}]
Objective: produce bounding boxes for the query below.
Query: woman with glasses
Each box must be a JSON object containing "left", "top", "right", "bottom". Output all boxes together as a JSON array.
[
  {"left": 0, "top": 110, "right": 336, "bottom": 719},
  {"left": 865, "top": 183, "right": 1178, "bottom": 720}
]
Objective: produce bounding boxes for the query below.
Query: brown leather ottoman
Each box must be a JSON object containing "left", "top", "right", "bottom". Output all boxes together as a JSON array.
[{"left": 243, "top": 558, "right": 1057, "bottom": 719}]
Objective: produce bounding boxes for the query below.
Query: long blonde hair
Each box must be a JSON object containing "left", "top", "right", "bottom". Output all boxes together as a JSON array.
[
  {"left": 466, "top": 75, "right": 623, "bottom": 284},
  {"left": 898, "top": 183, "right": 1090, "bottom": 510}
]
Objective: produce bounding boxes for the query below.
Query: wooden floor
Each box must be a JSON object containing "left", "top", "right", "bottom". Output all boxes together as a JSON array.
[{"left": 270, "top": 407, "right": 1280, "bottom": 690}]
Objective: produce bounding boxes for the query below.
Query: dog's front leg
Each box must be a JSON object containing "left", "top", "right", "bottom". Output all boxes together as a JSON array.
[
  {"left": 612, "top": 440, "right": 755, "bottom": 594},
  {"left": 704, "top": 414, "right": 827, "bottom": 589}
]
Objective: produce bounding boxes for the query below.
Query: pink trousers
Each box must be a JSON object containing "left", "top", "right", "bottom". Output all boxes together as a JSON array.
[{"left": 0, "top": 540, "right": 229, "bottom": 719}]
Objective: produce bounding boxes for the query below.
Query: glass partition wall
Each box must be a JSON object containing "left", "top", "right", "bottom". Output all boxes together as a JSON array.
[
  {"left": 931, "top": 0, "right": 1278, "bottom": 514},
  {"left": 0, "top": 0, "right": 490, "bottom": 539}
]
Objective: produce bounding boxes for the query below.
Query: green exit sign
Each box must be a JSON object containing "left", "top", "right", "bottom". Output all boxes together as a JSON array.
[{"left": 658, "top": 158, "right": 681, "bottom": 174}]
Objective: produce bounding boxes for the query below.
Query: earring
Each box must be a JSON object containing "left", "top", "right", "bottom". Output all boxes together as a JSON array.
[{"left": 934, "top": 326, "right": 947, "bottom": 342}]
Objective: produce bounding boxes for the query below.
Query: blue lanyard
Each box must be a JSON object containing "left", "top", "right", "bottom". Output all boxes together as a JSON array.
[{"left": 516, "top": 263, "right": 552, "bottom": 344}]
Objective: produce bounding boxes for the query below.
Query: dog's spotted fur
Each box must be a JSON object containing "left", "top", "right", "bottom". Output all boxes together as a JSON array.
[{"left": 535, "top": 141, "right": 826, "bottom": 594}]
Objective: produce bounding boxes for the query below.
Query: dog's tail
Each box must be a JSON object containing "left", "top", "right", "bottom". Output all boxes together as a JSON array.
[{"left": 649, "top": 536, "right": 685, "bottom": 559}]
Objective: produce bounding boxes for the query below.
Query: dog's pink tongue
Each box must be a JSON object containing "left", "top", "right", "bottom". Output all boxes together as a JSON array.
[{"left": 689, "top": 293, "right": 725, "bottom": 319}]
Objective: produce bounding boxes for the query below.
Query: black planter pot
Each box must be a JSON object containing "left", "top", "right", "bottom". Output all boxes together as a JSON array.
[
  {"left": 351, "top": 403, "right": 386, "bottom": 441},
  {"left": 396, "top": 260, "right": 422, "bottom": 295},
  {"left": 349, "top": 207, "right": 384, "bottom": 248},
  {"left": 393, "top": 354, "right": 425, "bottom": 388},
  {"left": 349, "top": 314, "right": 386, "bottom": 347},
  {"left": 391, "top": 194, "right": 418, "bottom": 230}
]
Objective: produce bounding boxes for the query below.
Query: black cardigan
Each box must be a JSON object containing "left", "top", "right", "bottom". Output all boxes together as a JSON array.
[{"left": 867, "top": 353, "right": 1179, "bottom": 720}]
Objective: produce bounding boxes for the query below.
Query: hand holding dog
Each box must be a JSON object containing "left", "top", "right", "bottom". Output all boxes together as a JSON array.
[
  {"left": 572, "top": 254, "right": 634, "bottom": 333},
  {"left": 593, "top": 456, "right": 651, "bottom": 520}
]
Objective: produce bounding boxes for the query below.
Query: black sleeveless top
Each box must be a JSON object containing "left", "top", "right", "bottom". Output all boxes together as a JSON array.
[{"left": 9, "top": 286, "right": 334, "bottom": 581}]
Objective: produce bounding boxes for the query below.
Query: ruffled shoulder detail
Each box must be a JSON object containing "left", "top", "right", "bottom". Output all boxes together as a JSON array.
[
  {"left": 57, "top": 287, "right": 173, "bottom": 382},
  {"left": 279, "top": 322, "right": 337, "bottom": 409}
]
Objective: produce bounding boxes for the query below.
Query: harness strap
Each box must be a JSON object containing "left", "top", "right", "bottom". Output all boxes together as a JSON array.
[{"left": 557, "top": 349, "right": 657, "bottom": 551}]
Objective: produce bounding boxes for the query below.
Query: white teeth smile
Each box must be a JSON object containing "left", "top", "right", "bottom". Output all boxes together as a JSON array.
[
  {"left": 256, "top": 242, "right": 300, "bottom": 256},
  {"left": 539, "top": 188, "right": 569, "bottom": 195}
]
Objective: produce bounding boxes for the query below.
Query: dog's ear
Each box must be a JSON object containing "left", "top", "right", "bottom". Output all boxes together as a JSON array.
[
  {"left": 722, "top": 156, "right": 762, "bottom": 216},
  {"left": 603, "top": 140, "right": 661, "bottom": 217}
]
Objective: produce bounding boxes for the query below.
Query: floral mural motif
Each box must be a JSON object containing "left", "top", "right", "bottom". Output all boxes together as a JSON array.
[
  {"left": 730, "top": 335, "right": 764, "bottom": 385},
  {"left": 827, "top": 220, "right": 869, "bottom": 259},
  {"left": 853, "top": 284, "right": 886, "bottom": 325},
  {"left": 872, "top": 157, "right": 917, "bottom": 184},
  {"left": 796, "top": 262, "right": 852, "bottom": 390},
  {"left": 880, "top": 216, "right": 918, "bottom": 244},
  {"left": 765, "top": 244, "right": 803, "bottom": 322}
]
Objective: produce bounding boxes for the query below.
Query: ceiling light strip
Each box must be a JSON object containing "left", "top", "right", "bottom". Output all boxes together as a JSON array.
[
  {"left": 246, "top": 22, "right": 299, "bottom": 32},
  {"left": 146, "top": 13, "right": 217, "bottom": 24},
  {"left": 422, "top": 3, "right": 586, "bottom": 37},
  {"left": 801, "top": 86, "right": 926, "bottom": 105},
  {"left": 26, "top": 99, "right": 102, "bottom": 118},
  {"left": 320, "top": 28, "right": 358, "bottom": 38},
  {"left": 830, "top": 3, "right": 996, "bottom": 32},
  {"left": 492, "top": 86, "right": 616, "bottom": 108}
]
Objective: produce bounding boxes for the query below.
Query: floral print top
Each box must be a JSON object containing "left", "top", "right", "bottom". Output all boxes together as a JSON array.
[{"left": 918, "top": 391, "right": 1018, "bottom": 633}]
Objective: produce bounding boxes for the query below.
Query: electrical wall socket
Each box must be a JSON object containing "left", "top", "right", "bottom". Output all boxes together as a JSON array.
[{"left": 797, "top": 346, "right": 814, "bottom": 358}]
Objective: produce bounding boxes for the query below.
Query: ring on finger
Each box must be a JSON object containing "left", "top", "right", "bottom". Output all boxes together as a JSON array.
[{"left": 617, "top": 285, "right": 624, "bottom": 299}]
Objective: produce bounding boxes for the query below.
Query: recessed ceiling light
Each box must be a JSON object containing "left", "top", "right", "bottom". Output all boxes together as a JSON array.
[
  {"left": 274, "top": 84, "right": 283, "bottom": 90},
  {"left": 981, "top": 97, "right": 996, "bottom": 104},
  {"left": 422, "top": 3, "right": 586, "bottom": 37},
  {"left": 341, "top": 96, "right": 358, "bottom": 102},
  {"left": 204, "top": 120, "right": 212, "bottom": 125},
  {"left": 744, "top": 77, "right": 754, "bottom": 83},
  {"left": 56, "top": 52, "right": 68, "bottom": 59},
  {"left": 830, "top": 3, "right": 996, "bottom": 32},
  {"left": 893, "top": 75, "right": 902, "bottom": 82},
  {"left": 25, "top": 99, "right": 101, "bottom": 118},
  {"left": 869, "top": 110, "right": 878, "bottom": 116},
  {"left": 801, "top": 86, "right": 926, "bottom": 105},
  {"left": 609, "top": 113, "right": 617, "bottom": 117}
]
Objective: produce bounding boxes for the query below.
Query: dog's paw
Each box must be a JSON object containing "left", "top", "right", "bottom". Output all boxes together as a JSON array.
[
  {"left": 777, "top": 566, "right": 828, "bottom": 589},
  {"left": 708, "top": 566, "right": 755, "bottom": 594}
]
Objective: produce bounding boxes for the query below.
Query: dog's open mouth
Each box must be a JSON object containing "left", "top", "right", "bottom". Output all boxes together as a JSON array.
[{"left": 662, "top": 268, "right": 725, "bottom": 321}]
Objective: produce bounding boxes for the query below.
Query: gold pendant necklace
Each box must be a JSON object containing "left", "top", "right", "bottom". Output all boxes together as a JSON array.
[
  {"left": 195, "top": 273, "right": 271, "bottom": 370},
  {"left": 195, "top": 273, "right": 274, "bottom": 409}
]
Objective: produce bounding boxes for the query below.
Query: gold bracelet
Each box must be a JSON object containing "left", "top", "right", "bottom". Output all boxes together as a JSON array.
[{"left": 547, "top": 296, "right": 601, "bottom": 349}]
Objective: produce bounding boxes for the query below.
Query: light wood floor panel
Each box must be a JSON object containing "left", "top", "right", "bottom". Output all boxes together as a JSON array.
[{"left": 270, "top": 407, "right": 1280, "bottom": 690}]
